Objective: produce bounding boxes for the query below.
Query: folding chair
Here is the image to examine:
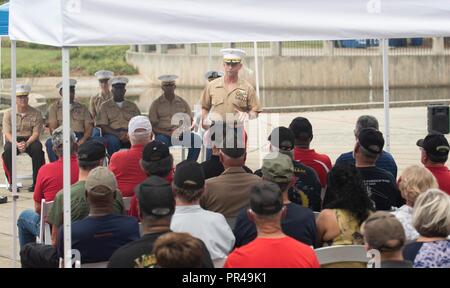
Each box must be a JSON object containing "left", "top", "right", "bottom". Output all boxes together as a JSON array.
[
  {"left": 213, "top": 258, "right": 227, "bottom": 268},
  {"left": 36, "top": 199, "right": 54, "bottom": 245},
  {"left": 122, "top": 196, "right": 132, "bottom": 211},
  {"left": 313, "top": 211, "right": 320, "bottom": 219},
  {"left": 314, "top": 245, "right": 371, "bottom": 268}
]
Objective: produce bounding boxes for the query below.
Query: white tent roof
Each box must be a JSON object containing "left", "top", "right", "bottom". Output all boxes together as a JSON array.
[{"left": 9, "top": 0, "right": 450, "bottom": 47}]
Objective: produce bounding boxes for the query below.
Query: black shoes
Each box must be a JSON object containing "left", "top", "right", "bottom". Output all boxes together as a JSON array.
[
  {"left": 8, "top": 186, "right": 20, "bottom": 192},
  {"left": 28, "top": 185, "right": 35, "bottom": 192}
]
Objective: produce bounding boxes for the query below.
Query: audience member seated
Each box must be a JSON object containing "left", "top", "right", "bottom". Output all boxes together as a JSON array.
[
  {"left": 351, "top": 128, "right": 403, "bottom": 210},
  {"left": 200, "top": 128, "right": 262, "bottom": 228},
  {"left": 171, "top": 160, "right": 235, "bottom": 261},
  {"left": 234, "top": 152, "right": 317, "bottom": 247},
  {"left": 224, "top": 181, "right": 320, "bottom": 268},
  {"left": 47, "top": 140, "right": 125, "bottom": 246},
  {"left": 362, "top": 211, "right": 413, "bottom": 268},
  {"left": 254, "top": 126, "right": 321, "bottom": 211},
  {"left": 20, "top": 167, "right": 139, "bottom": 267},
  {"left": 108, "top": 176, "right": 213, "bottom": 268},
  {"left": 416, "top": 133, "right": 450, "bottom": 195},
  {"left": 403, "top": 189, "right": 450, "bottom": 268},
  {"left": 127, "top": 141, "right": 174, "bottom": 218},
  {"left": 109, "top": 116, "right": 153, "bottom": 197},
  {"left": 393, "top": 165, "right": 438, "bottom": 242},
  {"left": 335, "top": 115, "right": 398, "bottom": 178},
  {"left": 317, "top": 164, "right": 374, "bottom": 247},
  {"left": 289, "top": 117, "right": 332, "bottom": 189},
  {"left": 17, "top": 127, "right": 79, "bottom": 250},
  {"left": 200, "top": 121, "right": 252, "bottom": 179},
  {"left": 152, "top": 232, "right": 204, "bottom": 268}
]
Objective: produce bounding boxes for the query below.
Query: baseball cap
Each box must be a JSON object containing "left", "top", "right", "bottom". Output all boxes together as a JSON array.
[
  {"left": 268, "top": 127, "right": 295, "bottom": 151},
  {"left": 250, "top": 181, "right": 283, "bottom": 216},
  {"left": 135, "top": 176, "right": 175, "bottom": 217},
  {"left": 205, "top": 70, "right": 223, "bottom": 80},
  {"left": 174, "top": 160, "right": 205, "bottom": 190},
  {"left": 128, "top": 115, "right": 152, "bottom": 134},
  {"left": 416, "top": 133, "right": 450, "bottom": 159},
  {"left": 261, "top": 152, "right": 294, "bottom": 183},
  {"left": 362, "top": 211, "right": 406, "bottom": 252},
  {"left": 357, "top": 128, "right": 384, "bottom": 154},
  {"left": 289, "top": 117, "right": 312, "bottom": 138},
  {"left": 85, "top": 167, "right": 117, "bottom": 196},
  {"left": 78, "top": 140, "right": 106, "bottom": 162},
  {"left": 142, "top": 141, "right": 170, "bottom": 162},
  {"left": 51, "top": 126, "right": 76, "bottom": 148}
]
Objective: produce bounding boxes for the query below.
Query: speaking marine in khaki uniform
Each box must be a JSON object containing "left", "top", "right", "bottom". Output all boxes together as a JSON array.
[
  {"left": 149, "top": 75, "right": 201, "bottom": 161},
  {"left": 2, "top": 84, "right": 45, "bottom": 192},
  {"left": 96, "top": 76, "right": 141, "bottom": 156},
  {"left": 200, "top": 48, "right": 262, "bottom": 127},
  {"left": 45, "top": 79, "right": 94, "bottom": 162},
  {"left": 89, "top": 70, "right": 114, "bottom": 119}
]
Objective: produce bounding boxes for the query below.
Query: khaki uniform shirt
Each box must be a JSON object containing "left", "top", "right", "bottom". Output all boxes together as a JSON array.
[
  {"left": 96, "top": 99, "right": 141, "bottom": 130},
  {"left": 148, "top": 95, "right": 192, "bottom": 131},
  {"left": 200, "top": 77, "right": 261, "bottom": 122},
  {"left": 2, "top": 106, "right": 43, "bottom": 138},
  {"left": 200, "top": 167, "right": 262, "bottom": 218},
  {"left": 89, "top": 92, "right": 112, "bottom": 119},
  {"left": 47, "top": 100, "right": 93, "bottom": 133}
]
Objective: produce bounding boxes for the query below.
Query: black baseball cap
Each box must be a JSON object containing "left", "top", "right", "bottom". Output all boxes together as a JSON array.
[
  {"left": 357, "top": 128, "right": 384, "bottom": 154},
  {"left": 250, "top": 181, "right": 283, "bottom": 216},
  {"left": 268, "top": 127, "right": 295, "bottom": 151},
  {"left": 174, "top": 160, "right": 205, "bottom": 190},
  {"left": 142, "top": 141, "right": 170, "bottom": 162},
  {"left": 417, "top": 133, "right": 450, "bottom": 159},
  {"left": 77, "top": 140, "right": 106, "bottom": 162},
  {"left": 135, "top": 176, "right": 175, "bottom": 217},
  {"left": 289, "top": 117, "right": 313, "bottom": 138}
]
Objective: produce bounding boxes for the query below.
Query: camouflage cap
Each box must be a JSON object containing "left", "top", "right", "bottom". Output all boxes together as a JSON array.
[
  {"left": 51, "top": 126, "right": 76, "bottom": 148},
  {"left": 261, "top": 152, "right": 294, "bottom": 183}
]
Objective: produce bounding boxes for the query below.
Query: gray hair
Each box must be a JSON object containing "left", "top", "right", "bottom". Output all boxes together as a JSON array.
[
  {"left": 413, "top": 188, "right": 450, "bottom": 238},
  {"left": 355, "top": 115, "right": 379, "bottom": 135}
]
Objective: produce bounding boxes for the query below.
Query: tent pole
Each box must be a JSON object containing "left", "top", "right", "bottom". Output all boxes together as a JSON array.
[
  {"left": 62, "top": 47, "right": 72, "bottom": 268},
  {"left": 10, "top": 39, "right": 17, "bottom": 268},
  {"left": 208, "top": 43, "right": 212, "bottom": 71},
  {"left": 382, "top": 38, "right": 390, "bottom": 152},
  {"left": 253, "top": 41, "right": 262, "bottom": 167}
]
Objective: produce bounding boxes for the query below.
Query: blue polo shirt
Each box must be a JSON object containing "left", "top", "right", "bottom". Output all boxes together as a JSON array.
[{"left": 335, "top": 150, "right": 398, "bottom": 179}]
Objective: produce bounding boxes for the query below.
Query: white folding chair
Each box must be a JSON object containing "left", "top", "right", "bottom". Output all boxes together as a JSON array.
[
  {"left": 313, "top": 211, "right": 320, "bottom": 219},
  {"left": 122, "top": 196, "right": 132, "bottom": 211},
  {"left": 314, "top": 245, "right": 370, "bottom": 268},
  {"left": 36, "top": 199, "right": 54, "bottom": 245}
]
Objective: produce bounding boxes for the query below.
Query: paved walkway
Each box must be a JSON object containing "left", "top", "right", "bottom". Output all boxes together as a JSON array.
[{"left": 0, "top": 106, "right": 438, "bottom": 267}]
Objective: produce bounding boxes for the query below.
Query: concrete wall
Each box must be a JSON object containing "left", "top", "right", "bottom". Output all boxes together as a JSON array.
[{"left": 126, "top": 51, "right": 450, "bottom": 89}]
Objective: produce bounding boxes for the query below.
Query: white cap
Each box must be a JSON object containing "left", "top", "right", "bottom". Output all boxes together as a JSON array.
[
  {"left": 158, "top": 75, "right": 178, "bottom": 84},
  {"left": 205, "top": 70, "right": 224, "bottom": 80},
  {"left": 221, "top": 48, "right": 246, "bottom": 63},
  {"left": 109, "top": 76, "right": 129, "bottom": 86},
  {"left": 128, "top": 115, "right": 152, "bottom": 134},
  {"left": 94, "top": 70, "right": 114, "bottom": 80},
  {"left": 16, "top": 84, "right": 31, "bottom": 96},
  {"left": 56, "top": 79, "right": 77, "bottom": 89}
]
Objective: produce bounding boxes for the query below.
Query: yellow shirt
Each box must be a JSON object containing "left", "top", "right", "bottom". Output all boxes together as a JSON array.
[
  {"left": 2, "top": 106, "right": 43, "bottom": 138},
  {"left": 200, "top": 77, "right": 261, "bottom": 122},
  {"left": 47, "top": 100, "right": 93, "bottom": 133},
  {"left": 95, "top": 99, "right": 141, "bottom": 130}
]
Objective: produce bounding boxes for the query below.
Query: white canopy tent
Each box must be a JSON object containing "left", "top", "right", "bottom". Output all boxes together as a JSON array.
[{"left": 7, "top": 0, "right": 450, "bottom": 268}]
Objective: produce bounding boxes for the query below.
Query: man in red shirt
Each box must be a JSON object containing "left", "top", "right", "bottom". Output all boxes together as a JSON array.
[
  {"left": 109, "top": 115, "right": 153, "bottom": 197},
  {"left": 417, "top": 133, "right": 450, "bottom": 195},
  {"left": 224, "top": 181, "right": 320, "bottom": 268},
  {"left": 289, "top": 117, "right": 332, "bottom": 189},
  {"left": 17, "top": 126, "right": 79, "bottom": 249}
]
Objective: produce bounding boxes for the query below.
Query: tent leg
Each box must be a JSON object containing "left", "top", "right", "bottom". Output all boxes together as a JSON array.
[
  {"left": 62, "top": 47, "right": 72, "bottom": 268},
  {"left": 382, "top": 38, "right": 390, "bottom": 152},
  {"left": 10, "top": 39, "right": 18, "bottom": 268},
  {"left": 253, "top": 41, "right": 263, "bottom": 167}
]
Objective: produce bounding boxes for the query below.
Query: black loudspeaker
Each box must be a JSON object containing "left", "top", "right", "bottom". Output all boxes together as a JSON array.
[{"left": 427, "top": 104, "right": 449, "bottom": 134}]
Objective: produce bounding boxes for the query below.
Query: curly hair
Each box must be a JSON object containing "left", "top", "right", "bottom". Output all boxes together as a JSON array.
[
  {"left": 398, "top": 165, "right": 438, "bottom": 205},
  {"left": 325, "top": 164, "right": 374, "bottom": 225}
]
